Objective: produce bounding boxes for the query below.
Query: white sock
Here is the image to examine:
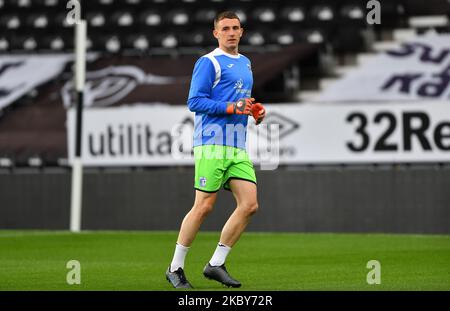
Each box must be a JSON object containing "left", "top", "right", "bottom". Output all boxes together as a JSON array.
[
  {"left": 209, "top": 243, "right": 231, "bottom": 266},
  {"left": 170, "top": 243, "right": 190, "bottom": 272}
]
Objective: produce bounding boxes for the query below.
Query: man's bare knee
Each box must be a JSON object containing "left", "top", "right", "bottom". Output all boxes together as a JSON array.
[
  {"left": 240, "top": 201, "right": 258, "bottom": 216},
  {"left": 192, "top": 201, "right": 214, "bottom": 218},
  {"left": 191, "top": 191, "right": 217, "bottom": 219}
]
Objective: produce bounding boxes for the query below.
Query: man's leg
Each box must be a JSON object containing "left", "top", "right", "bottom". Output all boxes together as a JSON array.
[
  {"left": 177, "top": 190, "right": 217, "bottom": 247},
  {"left": 170, "top": 190, "right": 217, "bottom": 271},
  {"left": 166, "top": 190, "right": 217, "bottom": 288},
  {"left": 203, "top": 179, "right": 258, "bottom": 287},
  {"left": 219, "top": 179, "right": 258, "bottom": 247},
  {"left": 167, "top": 144, "right": 225, "bottom": 288}
]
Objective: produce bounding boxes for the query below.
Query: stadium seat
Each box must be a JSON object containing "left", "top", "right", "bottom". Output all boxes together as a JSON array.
[
  {"left": 154, "top": 32, "right": 180, "bottom": 48},
  {"left": 41, "top": 35, "right": 66, "bottom": 51},
  {"left": 280, "top": 5, "right": 306, "bottom": 24},
  {"left": 309, "top": 4, "right": 335, "bottom": 22},
  {"left": 26, "top": 13, "right": 49, "bottom": 29},
  {"left": 240, "top": 30, "right": 266, "bottom": 46},
  {"left": 122, "top": 33, "right": 150, "bottom": 51},
  {"left": 105, "top": 35, "right": 122, "bottom": 53},
  {"left": 0, "top": 36, "right": 9, "bottom": 52},
  {"left": 307, "top": 4, "right": 337, "bottom": 34},
  {"left": 139, "top": 9, "right": 163, "bottom": 27},
  {"left": 252, "top": 7, "right": 277, "bottom": 24},
  {"left": 339, "top": 2, "right": 366, "bottom": 27},
  {"left": 10, "top": 35, "right": 38, "bottom": 51},
  {"left": 0, "top": 14, "right": 21, "bottom": 30},
  {"left": 268, "top": 29, "right": 297, "bottom": 46},
  {"left": 87, "top": 12, "right": 107, "bottom": 28},
  {"left": 166, "top": 9, "right": 191, "bottom": 26},
  {"left": 300, "top": 28, "right": 329, "bottom": 45},
  {"left": 111, "top": 11, "right": 135, "bottom": 27}
]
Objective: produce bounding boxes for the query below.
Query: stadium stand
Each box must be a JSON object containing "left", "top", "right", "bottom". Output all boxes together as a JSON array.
[
  {"left": 0, "top": 0, "right": 449, "bottom": 167},
  {"left": 0, "top": 0, "right": 447, "bottom": 53}
]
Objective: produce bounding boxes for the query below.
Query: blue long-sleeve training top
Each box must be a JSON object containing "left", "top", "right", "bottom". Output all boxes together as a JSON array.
[{"left": 187, "top": 48, "right": 253, "bottom": 149}]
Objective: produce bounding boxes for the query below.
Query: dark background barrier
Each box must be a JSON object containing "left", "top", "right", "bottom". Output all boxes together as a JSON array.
[{"left": 1, "top": 165, "right": 449, "bottom": 234}]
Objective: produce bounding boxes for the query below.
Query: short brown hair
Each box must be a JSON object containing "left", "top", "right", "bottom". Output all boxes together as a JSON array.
[{"left": 214, "top": 11, "right": 241, "bottom": 29}]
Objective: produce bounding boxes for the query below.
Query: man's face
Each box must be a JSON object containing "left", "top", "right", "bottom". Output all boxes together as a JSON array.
[{"left": 213, "top": 18, "right": 243, "bottom": 50}]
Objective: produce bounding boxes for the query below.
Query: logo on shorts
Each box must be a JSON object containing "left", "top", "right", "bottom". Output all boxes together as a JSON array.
[{"left": 199, "top": 177, "right": 207, "bottom": 187}]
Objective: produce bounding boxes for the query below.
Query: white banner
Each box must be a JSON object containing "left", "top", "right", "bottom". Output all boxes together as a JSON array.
[
  {"left": 0, "top": 55, "right": 73, "bottom": 110},
  {"left": 317, "top": 33, "right": 450, "bottom": 102},
  {"left": 67, "top": 102, "right": 450, "bottom": 166}
]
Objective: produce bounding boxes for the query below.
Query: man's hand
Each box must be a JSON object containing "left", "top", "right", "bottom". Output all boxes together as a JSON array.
[
  {"left": 251, "top": 102, "right": 266, "bottom": 125},
  {"left": 226, "top": 98, "right": 254, "bottom": 115}
]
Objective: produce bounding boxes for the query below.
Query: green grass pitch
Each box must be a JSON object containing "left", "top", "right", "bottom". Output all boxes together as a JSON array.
[{"left": 0, "top": 231, "right": 449, "bottom": 290}]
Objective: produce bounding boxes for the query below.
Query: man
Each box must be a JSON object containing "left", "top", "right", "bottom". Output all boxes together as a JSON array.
[{"left": 166, "top": 11, "right": 266, "bottom": 289}]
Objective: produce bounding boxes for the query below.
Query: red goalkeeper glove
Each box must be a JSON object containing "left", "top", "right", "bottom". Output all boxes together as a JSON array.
[
  {"left": 251, "top": 102, "right": 266, "bottom": 125},
  {"left": 226, "top": 98, "right": 254, "bottom": 115}
]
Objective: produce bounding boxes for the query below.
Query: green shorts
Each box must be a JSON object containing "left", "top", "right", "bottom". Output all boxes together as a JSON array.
[{"left": 194, "top": 145, "right": 257, "bottom": 192}]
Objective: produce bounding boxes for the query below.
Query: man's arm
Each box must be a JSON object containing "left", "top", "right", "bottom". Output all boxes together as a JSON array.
[{"left": 187, "top": 57, "right": 227, "bottom": 115}]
